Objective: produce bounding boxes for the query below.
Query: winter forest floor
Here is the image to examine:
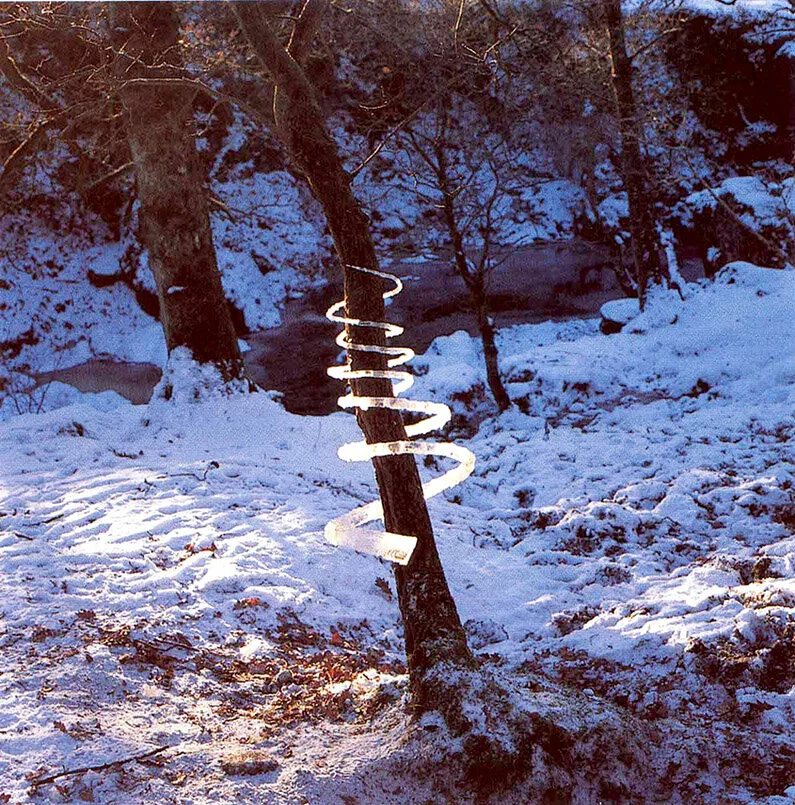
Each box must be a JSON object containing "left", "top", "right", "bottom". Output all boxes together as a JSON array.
[{"left": 1, "top": 262, "right": 794, "bottom": 803}]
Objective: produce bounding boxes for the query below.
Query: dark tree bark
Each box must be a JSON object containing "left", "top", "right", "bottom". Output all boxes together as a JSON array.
[
  {"left": 602, "top": 0, "right": 668, "bottom": 310},
  {"left": 475, "top": 302, "right": 509, "bottom": 410},
  {"left": 232, "top": 0, "right": 474, "bottom": 704},
  {"left": 788, "top": 53, "right": 795, "bottom": 166},
  {"left": 108, "top": 4, "right": 246, "bottom": 383}
]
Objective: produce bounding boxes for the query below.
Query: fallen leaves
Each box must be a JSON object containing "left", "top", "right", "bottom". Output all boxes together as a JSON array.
[
  {"left": 374, "top": 576, "right": 393, "bottom": 601},
  {"left": 183, "top": 541, "right": 217, "bottom": 555},
  {"left": 53, "top": 719, "right": 102, "bottom": 741},
  {"left": 219, "top": 749, "right": 279, "bottom": 777},
  {"left": 31, "top": 625, "right": 61, "bottom": 643},
  {"left": 233, "top": 596, "right": 269, "bottom": 611}
]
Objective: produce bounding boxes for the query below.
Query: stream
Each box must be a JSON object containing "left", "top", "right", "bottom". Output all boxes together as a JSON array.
[{"left": 36, "top": 241, "right": 701, "bottom": 415}]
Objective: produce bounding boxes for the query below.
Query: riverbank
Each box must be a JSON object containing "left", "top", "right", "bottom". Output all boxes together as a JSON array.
[{"left": 33, "top": 240, "right": 705, "bottom": 416}]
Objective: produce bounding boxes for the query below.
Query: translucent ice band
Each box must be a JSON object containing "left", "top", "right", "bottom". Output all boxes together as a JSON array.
[{"left": 324, "top": 264, "right": 476, "bottom": 565}]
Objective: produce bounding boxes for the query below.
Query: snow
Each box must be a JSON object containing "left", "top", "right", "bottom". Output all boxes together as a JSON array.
[
  {"left": 679, "top": 176, "right": 795, "bottom": 273},
  {"left": 597, "top": 191, "right": 629, "bottom": 233},
  {"left": 682, "top": 0, "right": 793, "bottom": 15},
  {"left": 26, "top": 381, "right": 129, "bottom": 415},
  {"left": 508, "top": 179, "right": 588, "bottom": 243},
  {"left": 410, "top": 265, "right": 794, "bottom": 691},
  {"left": 600, "top": 296, "right": 639, "bottom": 326},
  {"left": 0, "top": 212, "right": 166, "bottom": 378},
  {"left": 686, "top": 176, "right": 795, "bottom": 226},
  {"left": 212, "top": 169, "right": 329, "bottom": 331},
  {"left": 1, "top": 260, "right": 794, "bottom": 801}
]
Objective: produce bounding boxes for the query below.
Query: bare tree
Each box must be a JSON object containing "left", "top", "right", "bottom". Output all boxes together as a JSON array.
[
  {"left": 598, "top": 0, "right": 671, "bottom": 308},
  {"left": 107, "top": 3, "right": 247, "bottom": 387},
  {"left": 479, "top": 0, "right": 678, "bottom": 307},
  {"left": 401, "top": 93, "right": 512, "bottom": 410},
  {"left": 232, "top": 0, "right": 476, "bottom": 714},
  {"left": 0, "top": 7, "right": 101, "bottom": 198},
  {"left": 322, "top": 0, "right": 518, "bottom": 409}
]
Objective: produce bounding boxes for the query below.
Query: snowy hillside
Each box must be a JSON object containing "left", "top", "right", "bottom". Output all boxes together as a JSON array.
[{"left": 1, "top": 262, "right": 793, "bottom": 803}]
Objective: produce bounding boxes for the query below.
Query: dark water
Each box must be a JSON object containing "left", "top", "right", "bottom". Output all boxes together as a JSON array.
[
  {"left": 35, "top": 360, "right": 162, "bottom": 405},
  {"left": 246, "top": 240, "right": 618, "bottom": 414},
  {"left": 38, "top": 241, "right": 697, "bottom": 415}
]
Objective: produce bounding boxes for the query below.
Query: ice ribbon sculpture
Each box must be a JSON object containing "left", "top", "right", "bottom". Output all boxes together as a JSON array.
[{"left": 324, "top": 264, "right": 476, "bottom": 565}]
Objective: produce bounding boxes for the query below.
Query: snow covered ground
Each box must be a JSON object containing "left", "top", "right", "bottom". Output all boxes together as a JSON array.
[{"left": 1, "top": 262, "right": 794, "bottom": 803}]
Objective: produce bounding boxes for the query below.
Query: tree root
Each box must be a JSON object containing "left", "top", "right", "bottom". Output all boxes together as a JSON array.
[{"left": 406, "top": 663, "right": 795, "bottom": 803}]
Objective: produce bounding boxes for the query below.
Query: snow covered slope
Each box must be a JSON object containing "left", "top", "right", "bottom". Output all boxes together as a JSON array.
[{"left": 1, "top": 263, "right": 794, "bottom": 803}]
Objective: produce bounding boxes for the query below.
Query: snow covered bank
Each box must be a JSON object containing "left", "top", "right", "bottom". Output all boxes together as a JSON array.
[{"left": 1, "top": 262, "right": 794, "bottom": 802}]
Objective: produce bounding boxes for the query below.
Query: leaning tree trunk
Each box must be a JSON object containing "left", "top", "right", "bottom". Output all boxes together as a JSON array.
[
  {"left": 107, "top": 4, "right": 246, "bottom": 383},
  {"left": 603, "top": 0, "right": 667, "bottom": 310},
  {"left": 233, "top": 1, "right": 474, "bottom": 704}
]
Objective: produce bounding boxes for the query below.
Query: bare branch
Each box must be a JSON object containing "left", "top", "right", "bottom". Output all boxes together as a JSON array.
[
  {"left": 349, "top": 94, "right": 436, "bottom": 181},
  {"left": 287, "top": 0, "right": 331, "bottom": 65},
  {"left": 0, "top": 33, "right": 54, "bottom": 108},
  {"left": 81, "top": 160, "right": 133, "bottom": 193},
  {"left": 454, "top": 0, "right": 466, "bottom": 53},
  {"left": 29, "top": 745, "right": 173, "bottom": 790},
  {"left": 0, "top": 122, "right": 49, "bottom": 192},
  {"left": 629, "top": 25, "right": 683, "bottom": 64}
]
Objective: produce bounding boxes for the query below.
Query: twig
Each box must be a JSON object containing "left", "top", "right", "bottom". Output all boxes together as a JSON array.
[
  {"left": 168, "top": 461, "right": 219, "bottom": 482},
  {"left": 29, "top": 745, "right": 172, "bottom": 789},
  {"left": 349, "top": 69, "right": 478, "bottom": 182},
  {"left": 287, "top": 0, "right": 330, "bottom": 66},
  {"left": 0, "top": 121, "right": 49, "bottom": 192},
  {"left": 629, "top": 25, "right": 683, "bottom": 65},
  {"left": 81, "top": 160, "right": 133, "bottom": 193},
  {"left": 682, "top": 153, "right": 792, "bottom": 267},
  {"left": 349, "top": 96, "right": 435, "bottom": 181}
]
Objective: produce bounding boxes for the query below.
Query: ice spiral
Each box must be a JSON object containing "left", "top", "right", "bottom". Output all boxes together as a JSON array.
[{"left": 324, "top": 264, "right": 476, "bottom": 565}]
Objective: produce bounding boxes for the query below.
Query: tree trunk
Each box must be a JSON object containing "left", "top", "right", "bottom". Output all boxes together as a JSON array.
[
  {"left": 233, "top": 2, "right": 474, "bottom": 700},
  {"left": 476, "top": 302, "right": 511, "bottom": 412},
  {"left": 603, "top": 0, "right": 667, "bottom": 310},
  {"left": 787, "top": 52, "right": 795, "bottom": 167},
  {"left": 108, "top": 4, "right": 246, "bottom": 383}
]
